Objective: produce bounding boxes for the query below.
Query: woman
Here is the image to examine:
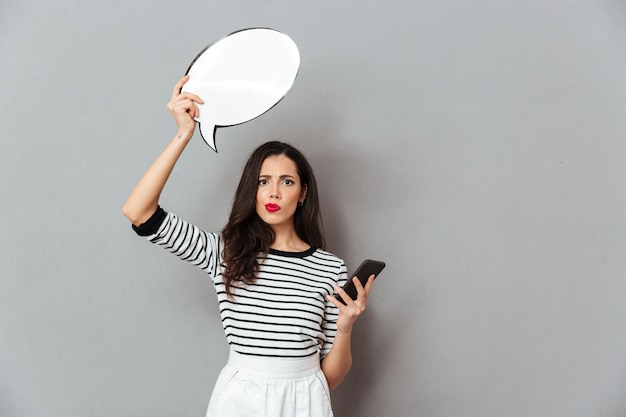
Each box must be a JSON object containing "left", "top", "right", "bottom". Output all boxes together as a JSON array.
[{"left": 122, "top": 75, "right": 374, "bottom": 417}]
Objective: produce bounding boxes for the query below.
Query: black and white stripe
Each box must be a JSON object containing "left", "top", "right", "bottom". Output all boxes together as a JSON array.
[{"left": 145, "top": 212, "right": 347, "bottom": 358}]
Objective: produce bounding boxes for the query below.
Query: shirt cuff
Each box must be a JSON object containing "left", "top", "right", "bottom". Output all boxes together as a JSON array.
[{"left": 132, "top": 206, "right": 167, "bottom": 236}]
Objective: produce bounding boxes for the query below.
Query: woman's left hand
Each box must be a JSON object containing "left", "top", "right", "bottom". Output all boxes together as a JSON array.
[{"left": 328, "top": 275, "right": 375, "bottom": 333}]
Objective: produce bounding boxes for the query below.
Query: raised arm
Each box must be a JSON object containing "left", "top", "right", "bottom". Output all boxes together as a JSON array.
[{"left": 122, "top": 75, "right": 204, "bottom": 226}]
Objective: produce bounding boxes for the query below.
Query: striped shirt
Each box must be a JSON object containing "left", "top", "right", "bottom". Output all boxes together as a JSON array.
[{"left": 136, "top": 209, "right": 347, "bottom": 358}]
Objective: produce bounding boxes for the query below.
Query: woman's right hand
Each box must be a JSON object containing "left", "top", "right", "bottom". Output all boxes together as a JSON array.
[{"left": 166, "top": 75, "right": 204, "bottom": 139}]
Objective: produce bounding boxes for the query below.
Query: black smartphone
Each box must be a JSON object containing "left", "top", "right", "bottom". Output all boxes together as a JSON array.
[{"left": 334, "top": 259, "right": 386, "bottom": 304}]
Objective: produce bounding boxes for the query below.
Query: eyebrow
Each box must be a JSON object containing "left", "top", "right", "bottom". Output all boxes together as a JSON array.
[{"left": 258, "top": 174, "right": 297, "bottom": 179}]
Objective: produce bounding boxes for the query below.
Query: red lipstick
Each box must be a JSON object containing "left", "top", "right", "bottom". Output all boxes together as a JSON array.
[{"left": 265, "top": 203, "right": 281, "bottom": 213}]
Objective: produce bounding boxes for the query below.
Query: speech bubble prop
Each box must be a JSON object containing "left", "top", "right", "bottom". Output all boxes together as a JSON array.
[{"left": 181, "top": 28, "right": 300, "bottom": 152}]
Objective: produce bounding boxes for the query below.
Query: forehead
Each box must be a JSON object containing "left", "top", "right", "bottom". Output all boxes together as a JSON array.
[{"left": 259, "top": 154, "right": 299, "bottom": 176}]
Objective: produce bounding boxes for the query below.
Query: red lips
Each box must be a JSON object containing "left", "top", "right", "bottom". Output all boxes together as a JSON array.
[{"left": 265, "top": 203, "right": 281, "bottom": 213}]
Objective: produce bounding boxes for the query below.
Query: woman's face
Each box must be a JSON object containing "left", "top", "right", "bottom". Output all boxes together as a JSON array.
[{"left": 256, "top": 154, "right": 307, "bottom": 230}]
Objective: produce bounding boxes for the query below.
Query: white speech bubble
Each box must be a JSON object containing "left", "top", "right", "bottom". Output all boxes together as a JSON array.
[{"left": 181, "top": 28, "right": 300, "bottom": 152}]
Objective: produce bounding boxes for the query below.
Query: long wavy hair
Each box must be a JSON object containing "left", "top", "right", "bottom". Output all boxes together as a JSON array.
[{"left": 221, "top": 141, "right": 325, "bottom": 296}]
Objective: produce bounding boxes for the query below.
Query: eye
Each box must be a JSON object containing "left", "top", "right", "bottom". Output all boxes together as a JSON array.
[
  {"left": 258, "top": 179, "right": 269, "bottom": 185},
  {"left": 282, "top": 179, "right": 295, "bottom": 185}
]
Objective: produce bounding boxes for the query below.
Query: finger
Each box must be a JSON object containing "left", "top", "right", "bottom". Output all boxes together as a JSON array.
[
  {"left": 177, "top": 96, "right": 201, "bottom": 111},
  {"left": 171, "top": 75, "right": 190, "bottom": 100},
  {"left": 191, "top": 101, "right": 201, "bottom": 119},
  {"left": 333, "top": 284, "right": 355, "bottom": 306},
  {"left": 171, "top": 92, "right": 205, "bottom": 107},
  {"left": 363, "top": 274, "right": 375, "bottom": 294},
  {"left": 339, "top": 281, "right": 366, "bottom": 315},
  {"left": 171, "top": 76, "right": 204, "bottom": 104},
  {"left": 353, "top": 276, "right": 367, "bottom": 299},
  {"left": 183, "top": 98, "right": 198, "bottom": 118},
  {"left": 326, "top": 291, "right": 346, "bottom": 309},
  {"left": 180, "top": 91, "right": 204, "bottom": 104},
  {"left": 171, "top": 98, "right": 193, "bottom": 114}
]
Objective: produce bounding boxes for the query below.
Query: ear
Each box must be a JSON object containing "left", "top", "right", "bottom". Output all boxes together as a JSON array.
[{"left": 300, "top": 184, "right": 308, "bottom": 203}]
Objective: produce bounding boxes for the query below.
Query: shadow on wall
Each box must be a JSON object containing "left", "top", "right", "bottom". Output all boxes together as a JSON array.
[
  {"left": 330, "top": 307, "right": 396, "bottom": 417},
  {"left": 330, "top": 265, "right": 425, "bottom": 416}
]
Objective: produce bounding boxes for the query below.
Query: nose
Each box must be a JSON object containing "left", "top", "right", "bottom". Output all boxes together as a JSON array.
[{"left": 270, "top": 185, "right": 281, "bottom": 199}]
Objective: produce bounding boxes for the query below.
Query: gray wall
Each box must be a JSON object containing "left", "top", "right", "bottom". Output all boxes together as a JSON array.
[{"left": 2, "top": 1, "right": 626, "bottom": 416}]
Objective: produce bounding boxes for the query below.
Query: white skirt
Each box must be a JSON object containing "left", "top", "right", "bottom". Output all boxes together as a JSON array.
[{"left": 206, "top": 350, "right": 334, "bottom": 417}]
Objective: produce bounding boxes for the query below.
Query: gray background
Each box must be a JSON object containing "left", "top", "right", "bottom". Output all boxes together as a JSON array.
[{"left": 2, "top": 1, "right": 626, "bottom": 416}]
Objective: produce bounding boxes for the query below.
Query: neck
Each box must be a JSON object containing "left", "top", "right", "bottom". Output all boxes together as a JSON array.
[{"left": 270, "top": 225, "right": 309, "bottom": 252}]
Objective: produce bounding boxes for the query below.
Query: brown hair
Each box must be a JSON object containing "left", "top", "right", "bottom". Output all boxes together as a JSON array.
[{"left": 220, "top": 141, "right": 325, "bottom": 296}]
